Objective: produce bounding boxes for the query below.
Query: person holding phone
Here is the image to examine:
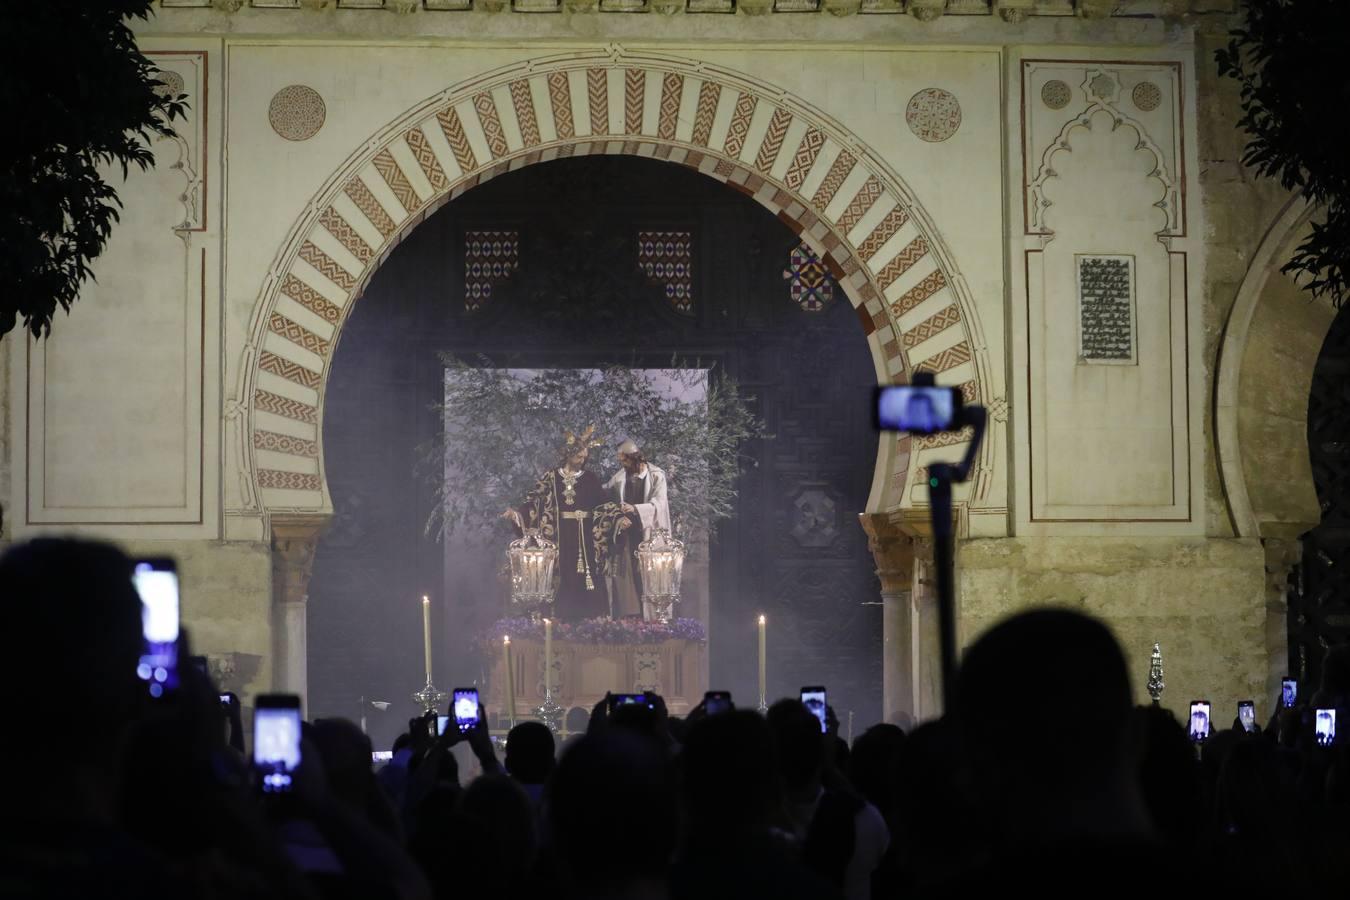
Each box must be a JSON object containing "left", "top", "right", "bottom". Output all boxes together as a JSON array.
[
  {"left": 0, "top": 539, "right": 195, "bottom": 896},
  {"left": 402, "top": 699, "right": 501, "bottom": 822},
  {"left": 767, "top": 699, "right": 889, "bottom": 900}
]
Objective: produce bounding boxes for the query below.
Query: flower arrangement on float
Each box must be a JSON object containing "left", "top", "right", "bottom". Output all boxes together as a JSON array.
[{"left": 475, "top": 616, "right": 706, "bottom": 654}]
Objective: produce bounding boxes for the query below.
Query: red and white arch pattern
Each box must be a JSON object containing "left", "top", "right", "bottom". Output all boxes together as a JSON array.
[{"left": 240, "top": 51, "right": 991, "bottom": 511}]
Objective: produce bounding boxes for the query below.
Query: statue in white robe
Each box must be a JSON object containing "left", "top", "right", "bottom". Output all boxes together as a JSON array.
[{"left": 603, "top": 439, "right": 671, "bottom": 620}]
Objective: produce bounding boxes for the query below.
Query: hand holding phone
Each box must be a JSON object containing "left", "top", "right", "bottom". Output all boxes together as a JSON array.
[
  {"left": 800, "top": 686, "right": 827, "bottom": 734},
  {"left": 452, "top": 688, "right": 480, "bottom": 733},
  {"left": 133, "top": 558, "right": 181, "bottom": 698},
  {"left": 254, "top": 694, "right": 302, "bottom": 793},
  {"left": 1188, "top": 700, "right": 1212, "bottom": 743},
  {"left": 1314, "top": 709, "right": 1336, "bottom": 747},
  {"left": 1281, "top": 678, "right": 1298, "bottom": 709},
  {"left": 704, "top": 691, "right": 733, "bottom": 716},
  {"left": 1238, "top": 700, "right": 1256, "bottom": 733},
  {"left": 608, "top": 693, "right": 650, "bottom": 711}
]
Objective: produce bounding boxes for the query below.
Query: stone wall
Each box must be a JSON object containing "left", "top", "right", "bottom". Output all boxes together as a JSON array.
[
  {"left": 1194, "top": 19, "right": 1295, "bottom": 539},
  {"left": 959, "top": 536, "right": 1267, "bottom": 721},
  {"left": 119, "top": 539, "right": 275, "bottom": 701}
]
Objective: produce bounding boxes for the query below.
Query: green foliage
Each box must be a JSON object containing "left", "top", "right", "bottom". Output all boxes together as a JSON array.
[
  {"left": 422, "top": 361, "right": 770, "bottom": 541},
  {"left": 0, "top": 1, "right": 186, "bottom": 338},
  {"left": 1216, "top": 0, "right": 1350, "bottom": 307}
]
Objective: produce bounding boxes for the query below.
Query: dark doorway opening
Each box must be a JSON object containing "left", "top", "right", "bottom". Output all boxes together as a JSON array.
[
  {"left": 1292, "top": 303, "right": 1350, "bottom": 690},
  {"left": 308, "top": 155, "right": 881, "bottom": 748}
]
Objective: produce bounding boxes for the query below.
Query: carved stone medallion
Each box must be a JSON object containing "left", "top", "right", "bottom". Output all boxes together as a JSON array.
[
  {"left": 268, "top": 85, "right": 327, "bottom": 142},
  {"left": 154, "top": 70, "right": 185, "bottom": 99},
  {"left": 1041, "top": 79, "right": 1071, "bottom": 110},
  {"left": 1131, "top": 81, "right": 1162, "bottom": 112},
  {"left": 905, "top": 88, "right": 962, "bottom": 143}
]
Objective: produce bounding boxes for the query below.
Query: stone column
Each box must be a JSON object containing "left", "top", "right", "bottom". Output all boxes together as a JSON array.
[
  {"left": 1262, "top": 538, "right": 1301, "bottom": 699},
  {"left": 910, "top": 536, "right": 945, "bottom": 721},
  {"left": 862, "top": 507, "right": 962, "bottom": 725},
  {"left": 861, "top": 513, "right": 917, "bottom": 726},
  {"left": 271, "top": 514, "right": 330, "bottom": 702}
]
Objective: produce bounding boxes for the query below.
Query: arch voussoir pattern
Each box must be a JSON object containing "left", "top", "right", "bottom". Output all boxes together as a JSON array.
[{"left": 242, "top": 52, "right": 987, "bottom": 513}]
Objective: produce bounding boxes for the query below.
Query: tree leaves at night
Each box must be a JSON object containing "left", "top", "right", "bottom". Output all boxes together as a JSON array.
[
  {"left": 423, "top": 361, "right": 770, "bottom": 543},
  {"left": 1217, "top": 0, "right": 1350, "bottom": 307},
  {"left": 0, "top": 1, "right": 185, "bottom": 339}
]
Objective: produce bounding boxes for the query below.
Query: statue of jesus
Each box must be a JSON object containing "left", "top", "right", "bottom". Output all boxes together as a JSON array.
[{"left": 502, "top": 425, "right": 616, "bottom": 621}]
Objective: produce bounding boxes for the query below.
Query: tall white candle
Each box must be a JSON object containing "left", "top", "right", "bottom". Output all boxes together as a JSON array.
[
  {"left": 543, "top": 618, "right": 554, "bottom": 699},
  {"left": 422, "top": 595, "right": 432, "bottom": 683},
  {"left": 503, "top": 635, "right": 516, "bottom": 725},
  {"left": 758, "top": 614, "right": 767, "bottom": 709}
]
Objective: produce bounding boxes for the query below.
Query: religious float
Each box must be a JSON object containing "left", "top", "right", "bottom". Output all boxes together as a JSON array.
[{"left": 482, "top": 525, "right": 705, "bottom": 731}]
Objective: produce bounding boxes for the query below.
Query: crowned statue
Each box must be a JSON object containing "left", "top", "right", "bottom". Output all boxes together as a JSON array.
[{"left": 502, "top": 426, "right": 627, "bottom": 621}]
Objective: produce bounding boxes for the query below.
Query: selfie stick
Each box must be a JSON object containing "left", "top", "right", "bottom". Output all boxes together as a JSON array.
[{"left": 912, "top": 372, "right": 987, "bottom": 714}]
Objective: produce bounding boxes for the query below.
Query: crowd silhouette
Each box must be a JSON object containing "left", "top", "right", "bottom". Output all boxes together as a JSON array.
[{"left": 2, "top": 537, "right": 1348, "bottom": 899}]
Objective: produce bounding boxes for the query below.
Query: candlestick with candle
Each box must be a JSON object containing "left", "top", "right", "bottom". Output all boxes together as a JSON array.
[
  {"left": 503, "top": 635, "right": 517, "bottom": 727},
  {"left": 757, "top": 614, "right": 767, "bottom": 712},
  {"left": 411, "top": 595, "right": 447, "bottom": 712}
]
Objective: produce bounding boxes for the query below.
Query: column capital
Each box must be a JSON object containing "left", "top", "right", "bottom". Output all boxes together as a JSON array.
[
  {"left": 270, "top": 513, "right": 331, "bottom": 607},
  {"left": 860, "top": 511, "right": 917, "bottom": 596}
]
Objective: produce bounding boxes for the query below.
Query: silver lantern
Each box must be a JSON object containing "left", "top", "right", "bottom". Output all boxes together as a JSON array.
[
  {"left": 636, "top": 528, "right": 685, "bottom": 624},
  {"left": 508, "top": 528, "right": 557, "bottom": 614}
]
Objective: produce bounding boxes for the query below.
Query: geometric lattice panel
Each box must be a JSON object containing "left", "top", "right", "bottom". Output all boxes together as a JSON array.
[
  {"left": 464, "top": 230, "right": 519, "bottom": 312},
  {"left": 637, "top": 230, "right": 693, "bottom": 314},
  {"left": 783, "top": 241, "right": 835, "bottom": 312}
]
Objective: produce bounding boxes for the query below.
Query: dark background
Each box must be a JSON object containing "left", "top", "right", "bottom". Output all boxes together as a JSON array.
[
  {"left": 1293, "top": 303, "right": 1350, "bottom": 690},
  {"left": 307, "top": 155, "right": 882, "bottom": 747}
]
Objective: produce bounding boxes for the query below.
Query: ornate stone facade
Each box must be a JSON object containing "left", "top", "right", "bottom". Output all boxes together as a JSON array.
[{"left": 2, "top": 3, "right": 1317, "bottom": 726}]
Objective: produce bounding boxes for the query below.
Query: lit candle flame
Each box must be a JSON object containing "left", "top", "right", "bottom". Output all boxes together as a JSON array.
[
  {"left": 504, "top": 635, "right": 511, "bottom": 645},
  {"left": 758, "top": 614, "right": 766, "bottom": 625}
]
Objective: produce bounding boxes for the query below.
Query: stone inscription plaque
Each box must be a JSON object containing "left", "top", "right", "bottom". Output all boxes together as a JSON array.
[{"left": 1077, "top": 254, "right": 1135, "bottom": 364}]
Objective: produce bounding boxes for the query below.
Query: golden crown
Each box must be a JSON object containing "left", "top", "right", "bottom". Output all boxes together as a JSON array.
[{"left": 563, "top": 424, "right": 603, "bottom": 449}]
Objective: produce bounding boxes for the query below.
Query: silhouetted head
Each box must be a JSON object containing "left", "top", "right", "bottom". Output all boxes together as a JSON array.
[
  {"left": 891, "top": 719, "right": 979, "bottom": 879},
  {"left": 956, "top": 609, "right": 1136, "bottom": 792},
  {"left": 767, "top": 699, "right": 825, "bottom": 792},
  {"left": 1136, "top": 704, "right": 1202, "bottom": 850},
  {"left": 0, "top": 539, "right": 142, "bottom": 766},
  {"left": 849, "top": 723, "right": 906, "bottom": 814},
  {"left": 461, "top": 774, "right": 538, "bottom": 875},
  {"left": 609, "top": 697, "right": 660, "bottom": 738},
  {"left": 505, "top": 720, "right": 556, "bottom": 785},
  {"left": 680, "top": 709, "right": 778, "bottom": 838},
  {"left": 547, "top": 730, "right": 675, "bottom": 893},
  {"left": 1217, "top": 734, "right": 1284, "bottom": 840},
  {"left": 311, "top": 717, "right": 375, "bottom": 810}
]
